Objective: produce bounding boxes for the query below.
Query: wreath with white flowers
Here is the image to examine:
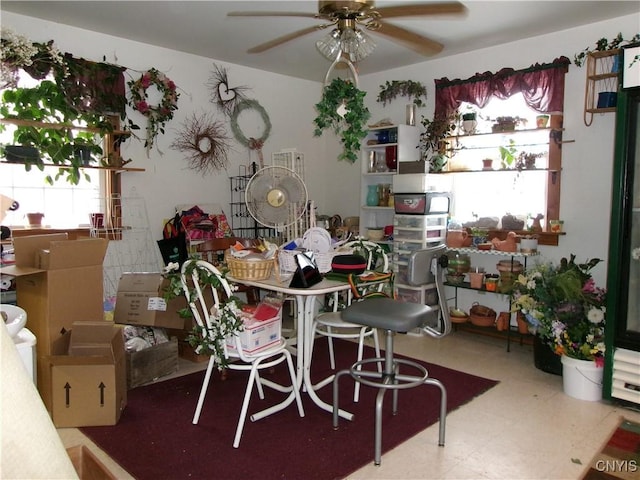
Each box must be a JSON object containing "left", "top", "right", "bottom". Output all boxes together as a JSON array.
[{"left": 128, "top": 68, "right": 179, "bottom": 151}]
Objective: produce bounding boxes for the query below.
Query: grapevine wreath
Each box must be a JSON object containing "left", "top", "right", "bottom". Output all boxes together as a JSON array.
[{"left": 128, "top": 67, "right": 179, "bottom": 151}]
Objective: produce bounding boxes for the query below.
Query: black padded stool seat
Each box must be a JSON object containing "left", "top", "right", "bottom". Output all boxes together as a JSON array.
[
  {"left": 332, "top": 245, "right": 451, "bottom": 466},
  {"left": 342, "top": 297, "right": 439, "bottom": 333}
]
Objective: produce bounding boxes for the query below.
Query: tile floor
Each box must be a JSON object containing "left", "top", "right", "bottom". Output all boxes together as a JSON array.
[{"left": 57, "top": 329, "right": 640, "bottom": 480}]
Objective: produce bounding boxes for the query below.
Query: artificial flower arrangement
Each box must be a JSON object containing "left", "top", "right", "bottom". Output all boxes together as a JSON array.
[
  {"left": 511, "top": 254, "right": 607, "bottom": 365},
  {"left": 163, "top": 261, "right": 244, "bottom": 369},
  {"left": 128, "top": 67, "right": 179, "bottom": 151}
]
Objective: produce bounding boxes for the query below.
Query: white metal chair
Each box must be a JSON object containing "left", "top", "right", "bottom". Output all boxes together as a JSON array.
[
  {"left": 310, "top": 240, "right": 390, "bottom": 402},
  {"left": 181, "top": 259, "right": 304, "bottom": 448}
]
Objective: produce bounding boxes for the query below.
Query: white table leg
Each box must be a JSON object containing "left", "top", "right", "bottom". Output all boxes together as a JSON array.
[{"left": 300, "top": 294, "right": 353, "bottom": 421}]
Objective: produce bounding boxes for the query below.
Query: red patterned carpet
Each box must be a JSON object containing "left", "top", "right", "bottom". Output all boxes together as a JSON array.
[{"left": 82, "top": 338, "right": 498, "bottom": 480}]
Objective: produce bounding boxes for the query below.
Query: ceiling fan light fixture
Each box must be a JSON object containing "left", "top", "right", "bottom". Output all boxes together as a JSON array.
[{"left": 316, "top": 26, "right": 376, "bottom": 62}]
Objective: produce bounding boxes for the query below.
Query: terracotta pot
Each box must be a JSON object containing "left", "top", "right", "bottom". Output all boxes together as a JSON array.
[
  {"left": 516, "top": 312, "right": 529, "bottom": 334},
  {"left": 26, "top": 212, "right": 44, "bottom": 227},
  {"left": 446, "top": 230, "right": 468, "bottom": 248},
  {"left": 496, "top": 312, "right": 510, "bottom": 331}
]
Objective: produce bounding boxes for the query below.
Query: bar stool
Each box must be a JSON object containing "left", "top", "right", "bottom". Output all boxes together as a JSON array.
[{"left": 332, "top": 245, "right": 451, "bottom": 466}]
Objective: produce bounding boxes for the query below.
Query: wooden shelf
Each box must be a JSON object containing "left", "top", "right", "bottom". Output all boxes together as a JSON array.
[
  {"left": 0, "top": 117, "right": 130, "bottom": 136},
  {"left": 1, "top": 160, "right": 144, "bottom": 173}
]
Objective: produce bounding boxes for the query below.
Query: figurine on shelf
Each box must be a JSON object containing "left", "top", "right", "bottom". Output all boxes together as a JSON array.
[
  {"left": 530, "top": 213, "right": 544, "bottom": 232},
  {"left": 491, "top": 231, "right": 518, "bottom": 252}
]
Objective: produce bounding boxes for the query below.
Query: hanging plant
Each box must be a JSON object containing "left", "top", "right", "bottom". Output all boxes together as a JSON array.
[
  {"left": 128, "top": 68, "right": 179, "bottom": 151},
  {"left": 0, "top": 28, "right": 67, "bottom": 88},
  {"left": 377, "top": 80, "right": 427, "bottom": 107},
  {"left": 170, "top": 112, "right": 231, "bottom": 174},
  {"left": 313, "top": 78, "right": 370, "bottom": 163},
  {"left": 573, "top": 32, "right": 640, "bottom": 67}
]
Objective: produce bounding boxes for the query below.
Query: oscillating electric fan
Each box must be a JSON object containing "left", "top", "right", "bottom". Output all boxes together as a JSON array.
[{"left": 245, "top": 166, "right": 308, "bottom": 233}]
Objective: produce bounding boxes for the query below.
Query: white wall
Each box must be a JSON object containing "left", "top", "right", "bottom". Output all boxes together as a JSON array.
[
  {"left": 2, "top": 11, "right": 343, "bottom": 235},
  {"left": 3, "top": 11, "right": 640, "bottom": 287}
]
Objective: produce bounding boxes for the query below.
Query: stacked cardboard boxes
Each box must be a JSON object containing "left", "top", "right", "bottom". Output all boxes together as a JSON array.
[
  {"left": 0, "top": 234, "right": 127, "bottom": 427},
  {"left": 114, "top": 272, "right": 184, "bottom": 385}
]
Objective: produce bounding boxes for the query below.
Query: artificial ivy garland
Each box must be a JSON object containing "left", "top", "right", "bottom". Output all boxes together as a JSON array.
[
  {"left": 314, "top": 78, "right": 370, "bottom": 163},
  {"left": 128, "top": 67, "right": 179, "bottom": 151}
]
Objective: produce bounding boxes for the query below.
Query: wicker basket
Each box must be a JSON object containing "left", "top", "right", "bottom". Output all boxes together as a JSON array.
[
  {"left": 469, "top": 303, "right": 497, "bottom": 327},
  {"left": 225, "top": 250, "right": 274, "bottom": 280}
]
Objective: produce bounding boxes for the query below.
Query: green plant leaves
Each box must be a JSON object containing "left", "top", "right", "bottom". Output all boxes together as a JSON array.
[{"left": 313, "top": 78, "right": 371, "bottom": 163}]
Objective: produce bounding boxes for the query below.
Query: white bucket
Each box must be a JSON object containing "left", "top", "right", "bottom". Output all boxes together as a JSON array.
[{"left": 561, "top": 355, "right": 603, "bottom": 401}]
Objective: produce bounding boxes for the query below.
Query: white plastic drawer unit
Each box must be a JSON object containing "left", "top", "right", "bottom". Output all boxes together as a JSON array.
[
  {"left": 394, "top": 214, "right": 447, "bottom": 229},
  {"left": 394, "top": 285, "right": 438, "bottom": 305}
]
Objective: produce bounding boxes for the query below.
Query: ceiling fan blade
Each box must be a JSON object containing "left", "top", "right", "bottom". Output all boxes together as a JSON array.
[
  {"left": 375, "top": 21, "right": 443, "bottom": 56},
  {"left": 375, "top": 2, "right": 467, "bottom": 18},
  {"left": 247, "top": 25, "right": 324, "bottom": 53},
  {"left": 227, "top": 11, "right": 317, "bottom": 18}
]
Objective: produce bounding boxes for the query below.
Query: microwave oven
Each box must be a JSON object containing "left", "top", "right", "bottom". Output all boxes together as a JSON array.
[{"left": 394, "top": 191, "right": 451, "bottom": 215}]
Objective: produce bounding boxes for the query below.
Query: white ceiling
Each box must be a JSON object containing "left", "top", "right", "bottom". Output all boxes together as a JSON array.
[{"left": 2, "top": 1, "right": 639, "bottom": 82}]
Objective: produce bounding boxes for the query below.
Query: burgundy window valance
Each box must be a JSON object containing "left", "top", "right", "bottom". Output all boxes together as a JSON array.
[{"left": 434, "top": 56, "right": 571, "bottom": 119}]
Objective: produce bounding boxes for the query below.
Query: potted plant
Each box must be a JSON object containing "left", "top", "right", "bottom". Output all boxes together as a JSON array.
[
  {"left": 313, "top": 78, "right": 370, "bottom": 163},
  {"left": 418, "top": 112, "right": 457, "bottom": 172},
  {"left": 511, "top": 255, "right": 606, "bottom": 387},
  {"left": 573, "top": 32, "right": 640, "bottom": 67},
  {"left": 0, "top": 79, "right": 110, "bottom": 184},
  {"left": 377, "top": 80, "right": 427, "bottom": 107}
]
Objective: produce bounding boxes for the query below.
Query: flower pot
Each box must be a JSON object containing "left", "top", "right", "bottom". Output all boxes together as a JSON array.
[
  {"left": 482, "top": 158, "right": 493, "bottom": 170},
  {"left": 536, "top": 115, "right": 549, "bottom": 128},
  {"left": 516, "top": 312, "right": 529, "bottom": 334},
  {"left": 561, "top": 355, "right": 603, "bottom": 401},
  {"left": 73, "top": 145, "right": 94, "bottom": 166},
  {"left": 496, "top": 312, "right": 510, "bottom": 331},
  {"left": 26, "top": 212, "right": 44, "bottom": 227},
  {"left": 533, "top": 335, "right": 562, "bottom": 376},
  {"left": 4, "top": 145, "right": 40, "bottom": 163},
  {"left": 462, "top": 119, "right": 477, "bottom": 135},
  {"left": 520, "top": 236, "right": 538, "bottom": 253}
]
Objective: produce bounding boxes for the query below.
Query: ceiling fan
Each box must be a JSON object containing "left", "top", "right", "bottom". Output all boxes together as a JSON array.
[{"left": 228, "top": 1, "right": 467, "bottom": 59}]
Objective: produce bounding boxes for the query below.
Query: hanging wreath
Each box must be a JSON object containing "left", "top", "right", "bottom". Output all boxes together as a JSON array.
[
  {"left": 230, "top": 99, "right": 271, "bottom": 167},
  {"left": 207, "top": 63, "right": 248, "bottom": 116},
  {"left": 128, "top": 67, "right": 179, "bottom": 151},
  {"left": 170, "top": 112, "right": 231, "bottom": 175}
]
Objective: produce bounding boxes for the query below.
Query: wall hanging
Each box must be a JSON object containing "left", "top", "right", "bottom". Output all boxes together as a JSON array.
[
  {"left": 208, "top": 64, "right": 248, "bottom": 116},
  {"left": 128, "top": 67, "right": 179, "bottom": 152},
  {"left": 170, "top": 112, "right": 230, "bottom": 174},
  {"left": 230, "top": 99, "right": 271, "bottom": 168}
]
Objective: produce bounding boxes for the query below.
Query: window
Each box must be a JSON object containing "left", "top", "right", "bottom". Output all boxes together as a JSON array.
[
  {"left": 447, "top": 96, "right": 549, "bottom": 226},
  {"left": 1, "top": 71, "right": 104, "bottom": 228},
  {"left": 435, "top": 57, "right": 569, "bottom": 238}
]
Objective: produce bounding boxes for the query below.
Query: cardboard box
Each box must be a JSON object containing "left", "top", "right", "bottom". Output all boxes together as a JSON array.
[
  {"left": 127, "top": 337, "right": 179, "bottom": 388},
  {"left": 226, "top": 315, "right": 282, "bottom": 354},
  {"left": 46, "top": 321, "right": 127, "bottom": 428},
  {"left": 67, "top": 445, "right": 118, "bottom": 480},
  {"left": 0, "top": 234, "right": 109, "bottom": 411},
  {"left": 167, "top": 325, "right": 209, "bottom": 363},
  {"left": 114, "top": 273, "right": 188, "bottom": 329}
]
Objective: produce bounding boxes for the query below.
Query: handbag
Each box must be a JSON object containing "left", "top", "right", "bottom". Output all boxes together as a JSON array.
[{"left": 289, "top": 251, "right": 323, "bottom": 288}]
